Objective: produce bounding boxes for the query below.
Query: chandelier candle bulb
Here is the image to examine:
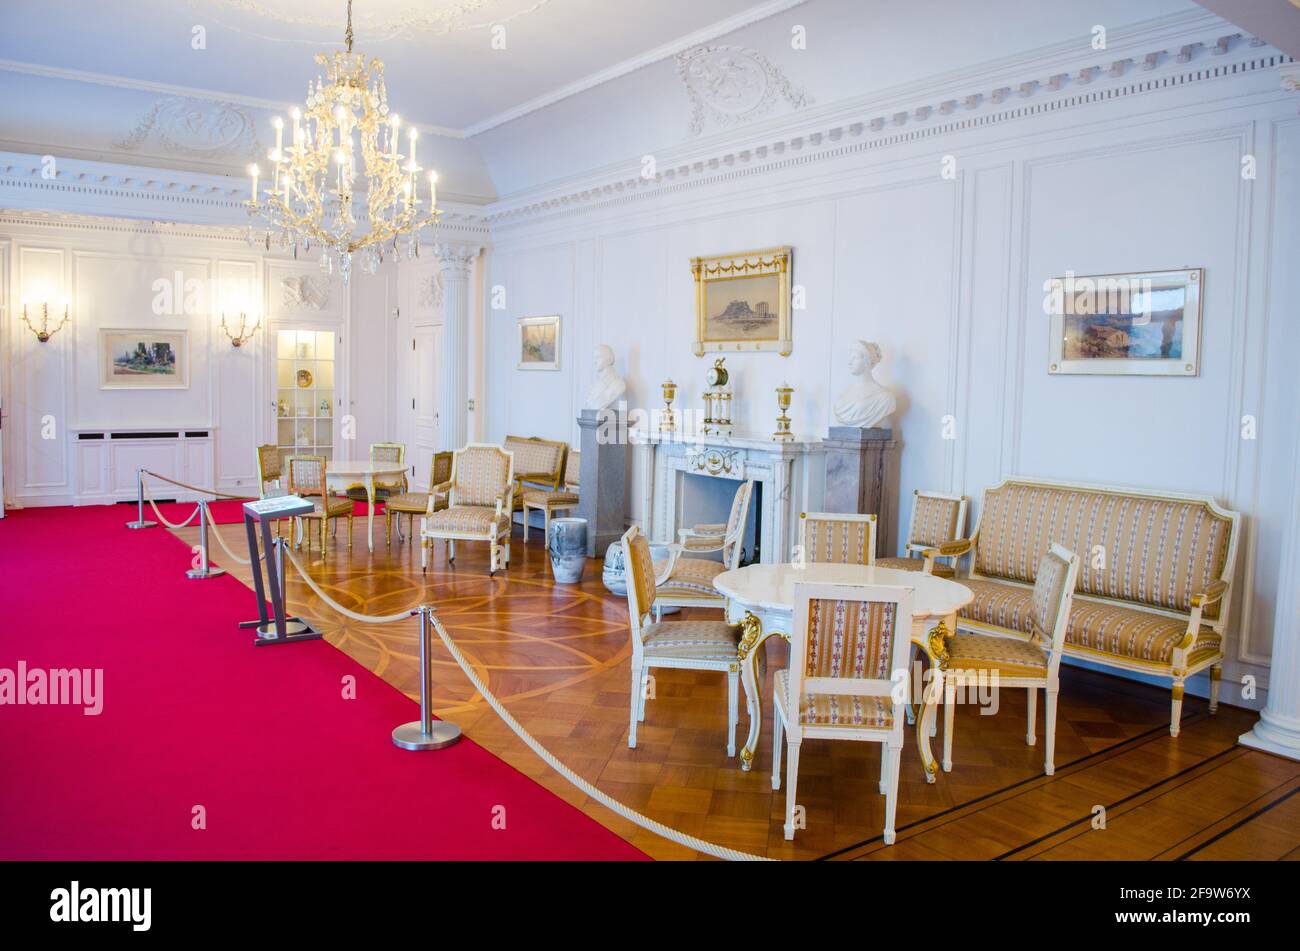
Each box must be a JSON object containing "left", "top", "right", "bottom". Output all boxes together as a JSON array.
[{"left": 248, "top": 163, "right": 259, "bottom": 204}]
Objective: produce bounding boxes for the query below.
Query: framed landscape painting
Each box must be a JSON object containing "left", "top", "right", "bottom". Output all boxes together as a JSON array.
[
  {"left": 517, "top": 315, "right": 560, "bottom": 370},
  {"left": 100, "top": 329, "right": 190, "bottom": 389},
  {"left": 1047, "top": 268, "right": 1202, "bottom": 376},
  {"left": 692, "top": 246, "right": 793, "bottom": 356}
]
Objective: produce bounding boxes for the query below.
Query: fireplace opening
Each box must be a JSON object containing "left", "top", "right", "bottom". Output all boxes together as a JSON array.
[{"left": 678, "top": 473, "right": 762, "bottom": 565}]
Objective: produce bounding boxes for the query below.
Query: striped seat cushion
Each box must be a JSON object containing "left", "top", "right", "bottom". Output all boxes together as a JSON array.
[
  {"left": 307, "top": 497, "right": 353, "bottom": 517},
  {"left": 641, "top": 619, "right": 740, "bottom": 662},
  {"left": 945, "top": 631, "right": 1048, "bottom": 677},
  {"left": 521, "top": 487, "right": 579, "bottom": 506},
  {"left": 775, "top": 669, "right": 893, "bottom": 728},
  {"left": 425, "top": 505, "right": 503, "bottom": 536},
  {"left": 959, "top": 578, "right": 1220, "bottom": 664},
  {"left": 876, "top": 555, "right": 955, "bottom": 578},
  {"left": 653, "top": 556, "right": 726, "bottom": 596},
  {"left": 385, "top": 491, "right": 432, "bottom": 514}
]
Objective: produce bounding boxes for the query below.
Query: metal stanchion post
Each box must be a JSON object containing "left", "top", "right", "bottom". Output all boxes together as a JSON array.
[
  {"left": 124, "top": 468, "right": 157, "bottom": 529},
  {"left": 392, "top": 606, "right": 462, "bottom": 751},
  {"left": 186, "top": 502, "right": 227, "bottom": 580}
]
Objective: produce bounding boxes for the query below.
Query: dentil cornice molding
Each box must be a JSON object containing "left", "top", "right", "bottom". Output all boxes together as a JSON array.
[
  {"left": 0, "top": 151, "right": 491, "bottom": 240},
  {"left": 486, "top": 12, "right": 1289, "bottom": 228}
]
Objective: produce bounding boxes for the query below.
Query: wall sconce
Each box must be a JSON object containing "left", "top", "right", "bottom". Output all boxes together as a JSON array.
[
  {"left": 21, "top": 302, "right": 71, "bottom": 343},
  {"left": 220, "top": 312, "right": 261, "bottom": 347}
]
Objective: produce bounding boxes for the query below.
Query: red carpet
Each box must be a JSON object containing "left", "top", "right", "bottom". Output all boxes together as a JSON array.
[{"left": 0, "top": 505, "right": 646, "bottom": 860}]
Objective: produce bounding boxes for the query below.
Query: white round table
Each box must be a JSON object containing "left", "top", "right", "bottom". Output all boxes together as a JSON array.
[
  {"left": 325, "top": 460, "right": 408, "bottom": 552},
  {"left": 713, "top": 563, "right": 974, "bottom": 781}
]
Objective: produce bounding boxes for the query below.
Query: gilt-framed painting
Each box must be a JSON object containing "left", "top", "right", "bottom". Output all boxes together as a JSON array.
[
  {"left": 100, "top": 329, "right": 190, "bottom": 389},
  {"left": 517, "top": 315, "right": 560, "bottom": 370},
  {"left": 691, "top": 246, "right": 793, "bottom": 356},
  {"left": 1046, "top": 268, "right": 1202, "bottom": 376}
]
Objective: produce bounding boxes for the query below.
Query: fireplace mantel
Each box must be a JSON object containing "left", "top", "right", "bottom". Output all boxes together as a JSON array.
[{"left": 631, "top": 429, "right": 824, "bottom": 564}]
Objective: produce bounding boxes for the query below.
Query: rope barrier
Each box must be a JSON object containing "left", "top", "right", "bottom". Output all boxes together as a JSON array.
[
  {"left": 141, "top": 481, "right": 204, "bottom": 530},
  {"left": 203, "top": 503, "right": 265, "bottom": 566},
  {"left": 140, "top": 469, "right": 249, "bottom": 501},
  {"left": 275, "top": 550, "right": 773, "bottom": 861},
  {"left": 281, "top": 546, "right": 415, "bottom": 624}
]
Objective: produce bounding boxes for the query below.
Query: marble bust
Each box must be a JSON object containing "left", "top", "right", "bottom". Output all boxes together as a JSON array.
[
  {"left": 584, "top": 344, "right": 627, "bottom": 411},
  {"left": 833, "top": 340, "right": 896, "bottom": 429}
]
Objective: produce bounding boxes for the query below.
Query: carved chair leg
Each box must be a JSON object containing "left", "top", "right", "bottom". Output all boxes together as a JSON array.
[
  {"left": 1209, "top": 664, "right": 1222, "bottom": 714},
  {"left": 628, "top": 664, "right": 642, "bottom": 748},
  {"left": 783, "top": 740, "right": 802, "bottom": 841},
  {"left": 1044, "top": 686, "right": 1059, "bottom": 776},
  {"left": 1170, "top": 679, "right": 1185, "bottom": 738},
  {"left": 772, "top": 705, "right": 784, "bottom": 791},
  {"left": 1026, "top": 686, "right": 1038, "bottom": 746}
]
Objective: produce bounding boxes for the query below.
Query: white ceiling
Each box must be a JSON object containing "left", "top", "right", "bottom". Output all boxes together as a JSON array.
[{"left": 0, "top": 0, "right": 797, "bottom": 134}]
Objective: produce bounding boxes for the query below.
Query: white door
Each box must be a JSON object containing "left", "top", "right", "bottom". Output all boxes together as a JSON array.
[{"left": 408, "top": 324, "right": 441, "bottom": 489}]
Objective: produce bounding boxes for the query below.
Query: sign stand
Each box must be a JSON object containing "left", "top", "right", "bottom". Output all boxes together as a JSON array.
[{"left": 238, "top": 496, "right": 321, "bottom": 646}]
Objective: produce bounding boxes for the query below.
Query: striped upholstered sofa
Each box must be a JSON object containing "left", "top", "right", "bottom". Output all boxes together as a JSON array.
[{"left": 950, "top": 478, "right": 1240, "bottom": 737}]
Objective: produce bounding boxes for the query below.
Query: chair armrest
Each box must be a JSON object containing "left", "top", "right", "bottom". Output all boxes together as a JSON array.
[
  {"left": 921, "top": 538, "right": 973, "bottom": 573},
  {"left": 515, "top": 471, "right": 560, "bottom": 487},
  {"left": 655, "top": 543, "right": 684, "bottom": 586},
  {"left": 1180, "top": 580, "right": 1229, "bottom": 651},
  {"left": 687, "top": 523, "right": 728, "bottom": 535},
  {"left": 677, "top": 526, "right": 725, "bottom": 551},
  {"left": 431, "top": 479, "right": 453, "bottom": 496},
  {"left": 1190, "top": 579, "right": 1228, "bottom": 609}
]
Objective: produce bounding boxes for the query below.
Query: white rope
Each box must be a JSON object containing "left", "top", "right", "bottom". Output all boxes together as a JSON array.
[
  {"left": 141, "top": 469, "right": 249, "bottom": 501},
  {"left": 281, "top": 546, "right": 416, "bottom": 624},
  {"left": 142, "top": 482, "right": 203, "bottom": 530},
  {"left": 427, "top": 613, "right": 774, "bottom": 862},
  {"left": 202, "top": 503, "right": 265, "bottom": 566}
]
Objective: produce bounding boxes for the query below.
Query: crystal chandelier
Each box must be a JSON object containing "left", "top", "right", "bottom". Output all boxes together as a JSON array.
[{"left": 245, "top": 0, "right": 440, "bottom": 284}]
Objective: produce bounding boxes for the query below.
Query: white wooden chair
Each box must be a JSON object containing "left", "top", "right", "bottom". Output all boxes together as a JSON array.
[
  {"left": 799, "top": 511, "right": 877, "bottom": 565},
  {"left": 420, "top": 443, "right": 514, "bottom": 576},
  {"left": 876, "top": 489, "right": 970, "bottom": 577},
  {"left": 621, "top": 525, "right": 741, "bottom": 756},
  {"left": 944, "top": 543, "right": 1079, "bottom": 775},
  {"left": 773, "top": 581, "right": 914, "bottom": 843},
  {"left": 653, "top": 479, "right": 753, "bottom": 616}
]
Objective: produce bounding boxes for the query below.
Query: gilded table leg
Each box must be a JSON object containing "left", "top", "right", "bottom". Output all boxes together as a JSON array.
[
  {"left": 914, "top": 617, "right": 952, "bottom": 784},
  {"left": 365, "top": 474, "right": 376, "bottom": 552},
  {"left": 737, "top": 611, "right": 788, "bottom": 772}
]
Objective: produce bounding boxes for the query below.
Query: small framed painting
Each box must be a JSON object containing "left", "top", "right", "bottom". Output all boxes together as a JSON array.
[
  {"left": 100, "top": 329, "right": 190, "bottom": 389},
  {"left": 692, "top": 246, "right": 793, "bottom": 356},
  {"left": 517, "top": 315, "right": 560, "bottom": 371},
  {"left": 1046, "top": 268, "right": 1203, "bottom": 376}
]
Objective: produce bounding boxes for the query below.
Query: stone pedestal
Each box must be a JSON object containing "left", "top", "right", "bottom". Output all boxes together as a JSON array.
[
  {"left": 822, "top": 426, "right": 901, "bottom": 559},
  {"left": 577, "top": 409, "right": 628, "bottom": 558}
]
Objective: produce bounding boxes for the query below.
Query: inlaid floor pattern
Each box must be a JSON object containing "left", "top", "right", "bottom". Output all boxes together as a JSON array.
[{"left": 175, "top": 515, "right": 1299, "bottom": 861}]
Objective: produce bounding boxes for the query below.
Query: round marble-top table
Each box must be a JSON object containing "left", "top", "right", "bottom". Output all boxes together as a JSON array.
[
  {"left": 713, "top": 563, "right": 974, "bottom": 781},
  {"left": 324, "top": 460, "right": 409, "bottom": 552}
]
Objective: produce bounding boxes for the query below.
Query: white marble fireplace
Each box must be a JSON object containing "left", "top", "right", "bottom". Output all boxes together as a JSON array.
[{"left": 632, "top": 430, "right": 824, "bottom": 564}]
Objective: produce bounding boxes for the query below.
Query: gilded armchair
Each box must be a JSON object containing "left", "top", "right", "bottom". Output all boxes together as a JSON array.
[
  {"left": 521, "top": 448, "right": 579, "bottom": 543},
  {"left": 385, "top": 451, "right": 452, "bottom": 546},
  {"left": 875, "top": 489, "right": 970, "bottom": 578},
  {"left": 653, "top": 479, "right": 753, "bottom": 616},
  {"left": 420, "top": 443, "right": 514, "bottom": 576},
  {"left": 286, "top": 454, "right": 353, "bottom": 559}
]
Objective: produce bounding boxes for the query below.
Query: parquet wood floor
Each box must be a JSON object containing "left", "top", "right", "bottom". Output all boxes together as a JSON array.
[{"left": 173, "top": 515, "right": 1298, "bottom": 861}]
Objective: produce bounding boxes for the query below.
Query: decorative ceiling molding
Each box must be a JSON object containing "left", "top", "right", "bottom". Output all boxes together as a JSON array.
[
  {"left": 486, "top": 31, "right": 1289, "bottom": 227},
  {"left": 113, "top": 96, "right": 264, "bottom": 161},
  {"left": 462, "top": 0, "right": 811, "bottom": 136},
  {"left": 677, "top": 43, "right": 811, "bottom": 136},
  {"left": 0, "top": 58, "right": 466, "bottom": 140},
  {"left": 0, "top": 153, "right": 492, "bottom": 240}
]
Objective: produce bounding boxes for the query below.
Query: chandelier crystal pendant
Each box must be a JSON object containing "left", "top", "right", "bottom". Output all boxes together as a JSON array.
[{"left": 245, "top": 0, "right": 440, "bottom": 284}]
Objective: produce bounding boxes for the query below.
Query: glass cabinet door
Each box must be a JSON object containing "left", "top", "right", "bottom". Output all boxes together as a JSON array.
[{"left": 275, "top": 329, "right": 336, "bottom": 469}]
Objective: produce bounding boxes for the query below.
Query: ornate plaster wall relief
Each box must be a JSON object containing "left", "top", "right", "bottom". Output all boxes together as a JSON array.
[
  {"left": 418, "top": 270, "right": 445, "bottom": 309},
  {"left": 676, "top": 44, "right": 811, "bottom": 136},
  {"left": 281, "top": 274, "right": 331, "bottom": 310},
  {"left": 113, "top": 96, "right": 262, "bottom": 160}
]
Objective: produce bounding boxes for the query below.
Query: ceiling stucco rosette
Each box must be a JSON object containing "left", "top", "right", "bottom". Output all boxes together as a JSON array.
[{"left": 676, "top": 44, "right": 811, "bottom": 136}]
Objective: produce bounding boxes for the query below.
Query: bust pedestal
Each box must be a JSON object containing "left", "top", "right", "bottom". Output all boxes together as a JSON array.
[
  {"left": 822, "top": 426, "right": 901, "bottom": 559},
  {"left": 577, "top": 409, "right": 628, "bottom": 558}
]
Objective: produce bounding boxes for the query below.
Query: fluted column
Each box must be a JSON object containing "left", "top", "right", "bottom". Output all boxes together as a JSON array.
[
  {"left": 434, "top": 243, "right": 478, "bottom": 452},
  {"left": 1239, "top": 64, "right": 1300, "bottom": 762}
]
